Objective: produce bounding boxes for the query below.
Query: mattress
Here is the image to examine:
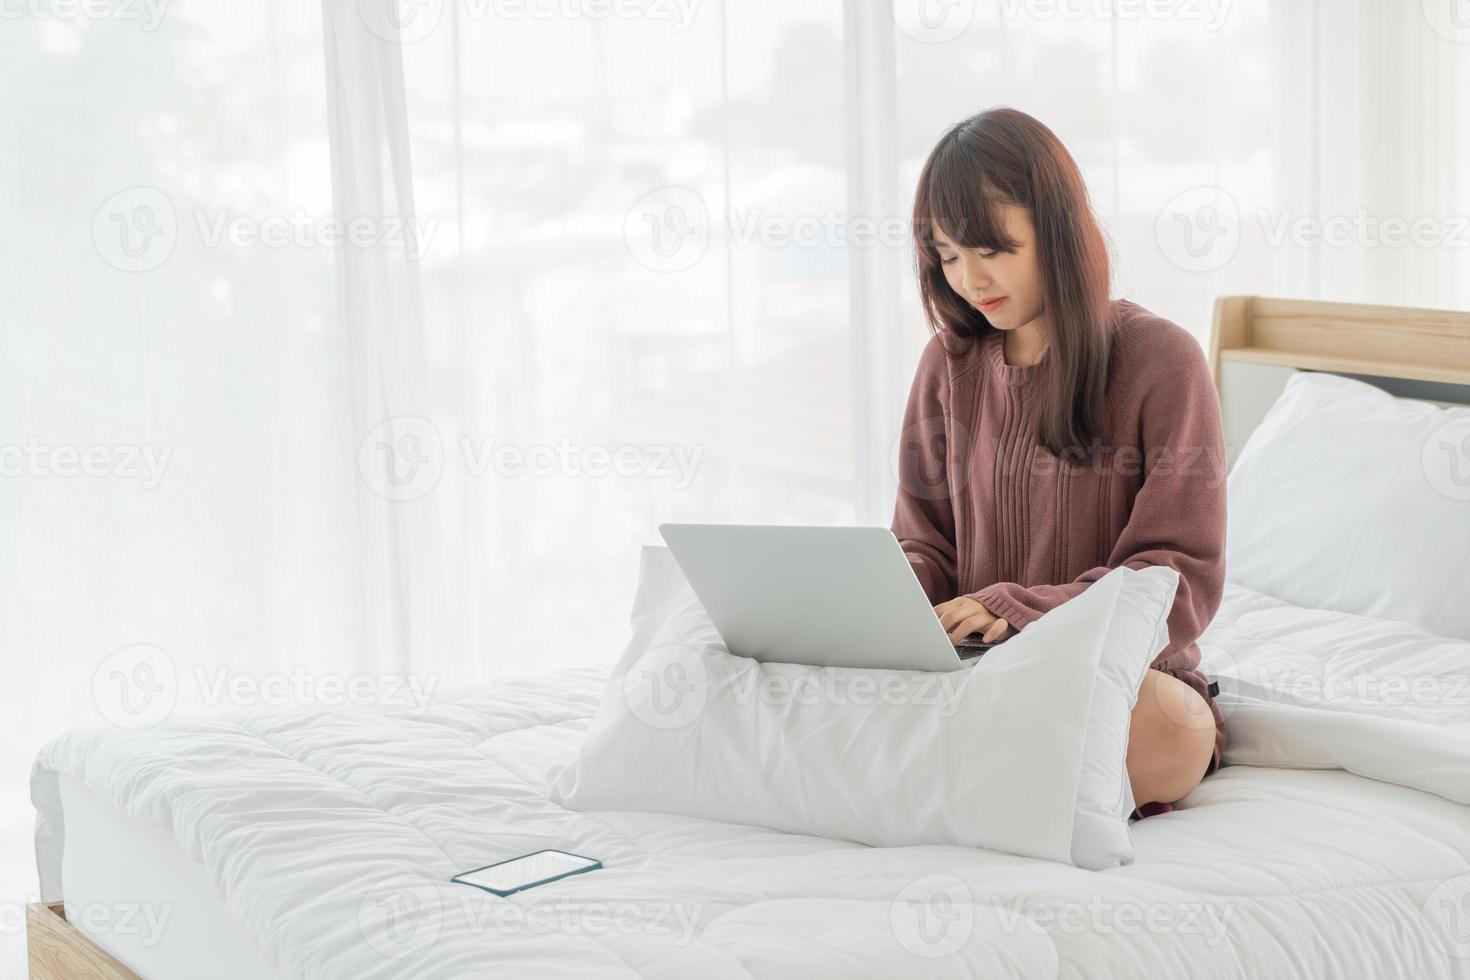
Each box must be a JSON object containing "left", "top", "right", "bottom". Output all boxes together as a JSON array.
[
  {"left": 32, "top": 582, "right": 1470, "bottom": 979},
  {"left": 57, "top": 774, "right": 281, "bottom": 980}
]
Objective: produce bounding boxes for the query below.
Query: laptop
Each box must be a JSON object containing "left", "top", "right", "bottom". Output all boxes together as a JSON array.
[{"left": 657, "top": 523, "right": 993, "bottom": 672}]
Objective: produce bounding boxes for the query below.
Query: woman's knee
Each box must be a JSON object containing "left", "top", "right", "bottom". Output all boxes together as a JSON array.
[{"left": 1127, "top": 669, "right": 1218, "bottom": 806}]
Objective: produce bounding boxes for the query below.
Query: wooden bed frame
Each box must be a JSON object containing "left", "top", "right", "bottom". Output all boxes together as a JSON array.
[
  {"left": 27, "top": 903, "right": 142, "bottom": 980},
  {"left": 24, "top": 293, "right": 1470, "bottom": 980},
  {"left": 1210, "top": 294, "right": 1470, "bottom": 387}
]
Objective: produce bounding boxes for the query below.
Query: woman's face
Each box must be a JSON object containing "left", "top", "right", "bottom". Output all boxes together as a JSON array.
[{"left": 931, "top": 204, "right": 1045, "bottom": 333}]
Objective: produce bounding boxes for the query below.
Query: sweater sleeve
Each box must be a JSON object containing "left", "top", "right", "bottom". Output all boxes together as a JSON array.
[
  {"left": 967, "top": 332, "right": 1227, "bottom": 667},
  {"left": 889, "top": 334, "right": 960, "bottom": 607}
]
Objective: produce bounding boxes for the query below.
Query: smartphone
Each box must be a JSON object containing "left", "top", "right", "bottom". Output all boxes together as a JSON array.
[{"left": 451, "top": 849, "right": 601, "bottom": 897}]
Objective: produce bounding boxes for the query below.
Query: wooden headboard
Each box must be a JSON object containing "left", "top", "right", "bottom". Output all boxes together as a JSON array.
[{"left": 1208, "top": 295, "right": 1470, "bottom": 468}]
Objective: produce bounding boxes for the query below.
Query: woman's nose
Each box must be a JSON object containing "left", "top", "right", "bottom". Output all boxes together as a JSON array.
[{"left": 961, "top": 261, "right": 991, "bottom": 295}]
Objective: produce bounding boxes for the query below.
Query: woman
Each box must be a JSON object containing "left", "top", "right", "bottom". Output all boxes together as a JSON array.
[{"left": 891, "top": 107, "right": 1227, "bottom": 816}]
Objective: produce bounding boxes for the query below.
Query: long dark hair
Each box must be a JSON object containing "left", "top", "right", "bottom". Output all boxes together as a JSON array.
[{"left": 911, "top": 107, "right": 1113, "bottom": 463}]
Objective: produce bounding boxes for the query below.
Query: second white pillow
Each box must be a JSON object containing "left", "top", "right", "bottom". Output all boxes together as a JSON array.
[{"left": 1227, "top": 371, "right": 1470, "bottom": 640}]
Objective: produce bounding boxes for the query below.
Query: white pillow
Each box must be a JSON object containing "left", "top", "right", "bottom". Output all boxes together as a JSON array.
[
  {"left": 1226, "top": 372, "right": 1470, "bottom": 640},
  {"left": 547, "top": 545, "right": 1179, "bottom": 870}
]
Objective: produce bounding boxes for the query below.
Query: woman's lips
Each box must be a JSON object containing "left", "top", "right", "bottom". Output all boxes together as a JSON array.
[{"left": 978, "top": 296, "right": 1007, "bottom": 312}]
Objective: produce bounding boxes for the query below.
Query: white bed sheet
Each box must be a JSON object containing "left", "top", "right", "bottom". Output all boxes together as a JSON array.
[{"left": 31, "top": 583, "right": 1470, "bottom": 979}]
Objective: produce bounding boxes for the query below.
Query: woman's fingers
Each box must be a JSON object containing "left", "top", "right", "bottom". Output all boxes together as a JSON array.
[
  {"left": 934, "top": 602, "right": 968, "bottom": 634},
  {"left": 947, "top": 613, "right": 994, "bottom": 642},
  {"left": 938, "top": 611, "right": 970, "bottom": 635},
  {"left": 935, "top": 597, "right": 1001, "bottom": 643},
  {"left": 980, "top": 617, "right": 1010, "bottom": 643}
]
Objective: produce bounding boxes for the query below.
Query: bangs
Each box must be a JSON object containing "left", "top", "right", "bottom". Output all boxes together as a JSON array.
[{"left": 915, "top": 139, "right": 1022, "bottom": 254}]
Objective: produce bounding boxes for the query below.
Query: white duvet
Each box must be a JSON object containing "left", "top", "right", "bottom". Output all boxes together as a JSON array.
[{"left": 31, "top": 582, "right": 1470, "bottom": 979}]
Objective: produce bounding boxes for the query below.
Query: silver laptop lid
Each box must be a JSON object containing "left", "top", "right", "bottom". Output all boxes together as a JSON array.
[{"left": 657, "top": 523, "right": 969, "bottom": 672}]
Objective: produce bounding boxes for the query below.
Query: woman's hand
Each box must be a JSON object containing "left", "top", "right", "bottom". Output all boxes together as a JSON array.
[{"left": 933, "top": 596, "right": 1015, "bottom": 644}]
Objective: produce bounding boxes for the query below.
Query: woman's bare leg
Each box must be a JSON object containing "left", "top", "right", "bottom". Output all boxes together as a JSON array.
[{"left": 1126, "top": 669, "right": 1218, "bottom": 808}]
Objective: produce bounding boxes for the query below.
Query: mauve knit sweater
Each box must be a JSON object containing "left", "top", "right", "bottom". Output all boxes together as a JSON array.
[{"left": 890, "top": 298, "right": 1228, "bottom": 772}]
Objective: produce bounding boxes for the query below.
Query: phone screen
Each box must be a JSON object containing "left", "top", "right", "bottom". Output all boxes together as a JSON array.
[{"left": 452, "top": 850, "right": 601, "bottom": 896}]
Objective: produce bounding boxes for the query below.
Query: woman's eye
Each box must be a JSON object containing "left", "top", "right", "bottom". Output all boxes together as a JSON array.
[{"left": 940, "top": 250, "right": 998, "bottom": 264}]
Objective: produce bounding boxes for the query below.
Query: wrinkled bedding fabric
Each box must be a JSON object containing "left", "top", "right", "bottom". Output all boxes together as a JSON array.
[{"left": 32, "top": 583, "right": 1470, "bottom": 979}]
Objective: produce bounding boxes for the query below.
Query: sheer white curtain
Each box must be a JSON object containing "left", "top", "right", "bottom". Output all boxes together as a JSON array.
[
  {"left": 3, "top": 0, "right": 1468, "bottom": 969},
  {"left": 1269, "top": 0, "right": 1470, "bottom": 310},
  {"left": 376, "top": 0, "right": 860, "bottom": 682},
  {"left": 1, "top": 5, "right": 369, "bottom": 965}
]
